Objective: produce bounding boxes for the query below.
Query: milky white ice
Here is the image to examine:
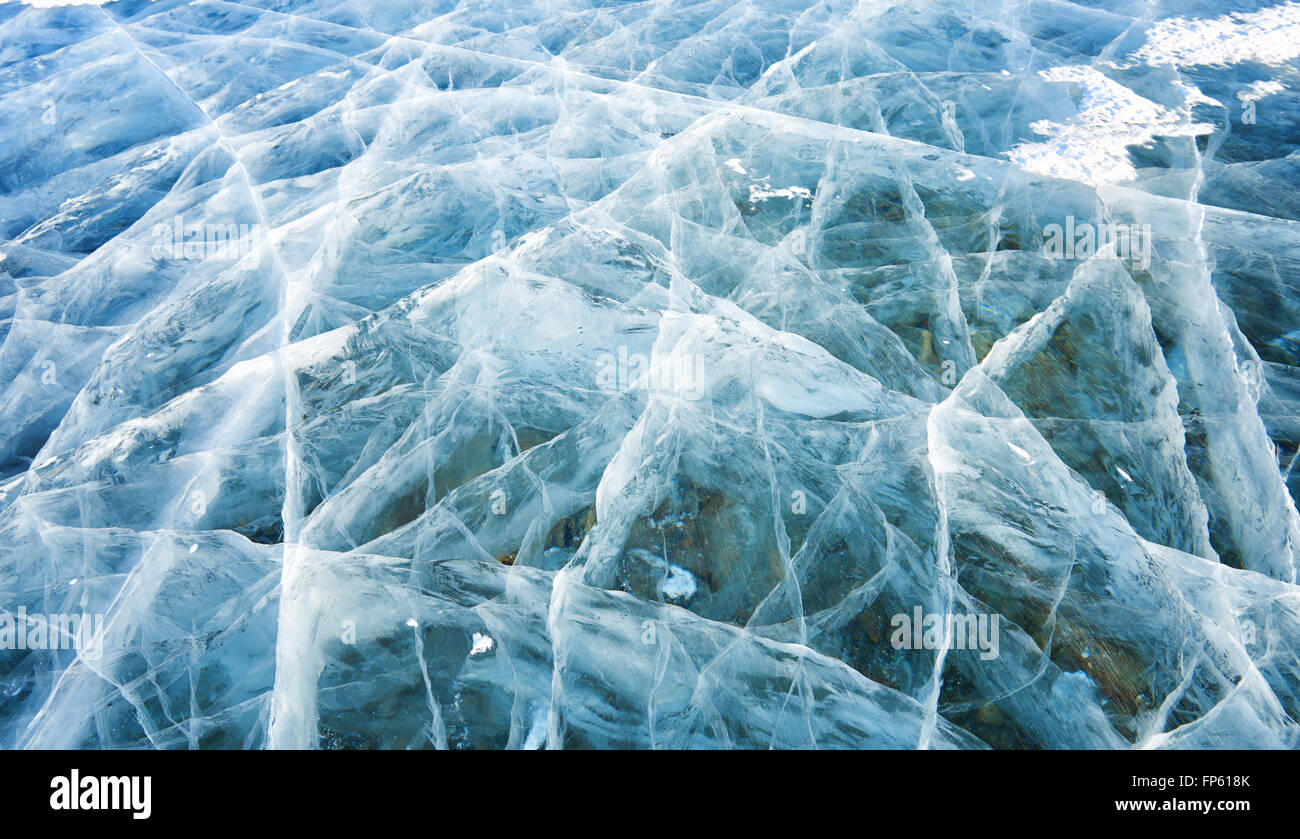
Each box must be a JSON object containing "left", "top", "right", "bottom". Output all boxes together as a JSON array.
[{"left": 0, "top": 0, "right": 1298, "bottom": 750}]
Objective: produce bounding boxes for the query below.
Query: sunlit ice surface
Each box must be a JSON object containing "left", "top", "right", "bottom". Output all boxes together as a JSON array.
[{"left": 1, "top": 0, "right": 1300, "bottom": 750}]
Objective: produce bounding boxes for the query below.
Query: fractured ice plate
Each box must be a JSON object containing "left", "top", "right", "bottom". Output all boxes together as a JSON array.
[{"left": 1, "top": 0, "right": 1299, "bottom": 750}]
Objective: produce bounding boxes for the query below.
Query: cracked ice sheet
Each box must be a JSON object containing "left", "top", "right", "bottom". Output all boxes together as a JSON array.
[{"left": 1, "top": 0, "right": 1300, "bottom": 750}]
